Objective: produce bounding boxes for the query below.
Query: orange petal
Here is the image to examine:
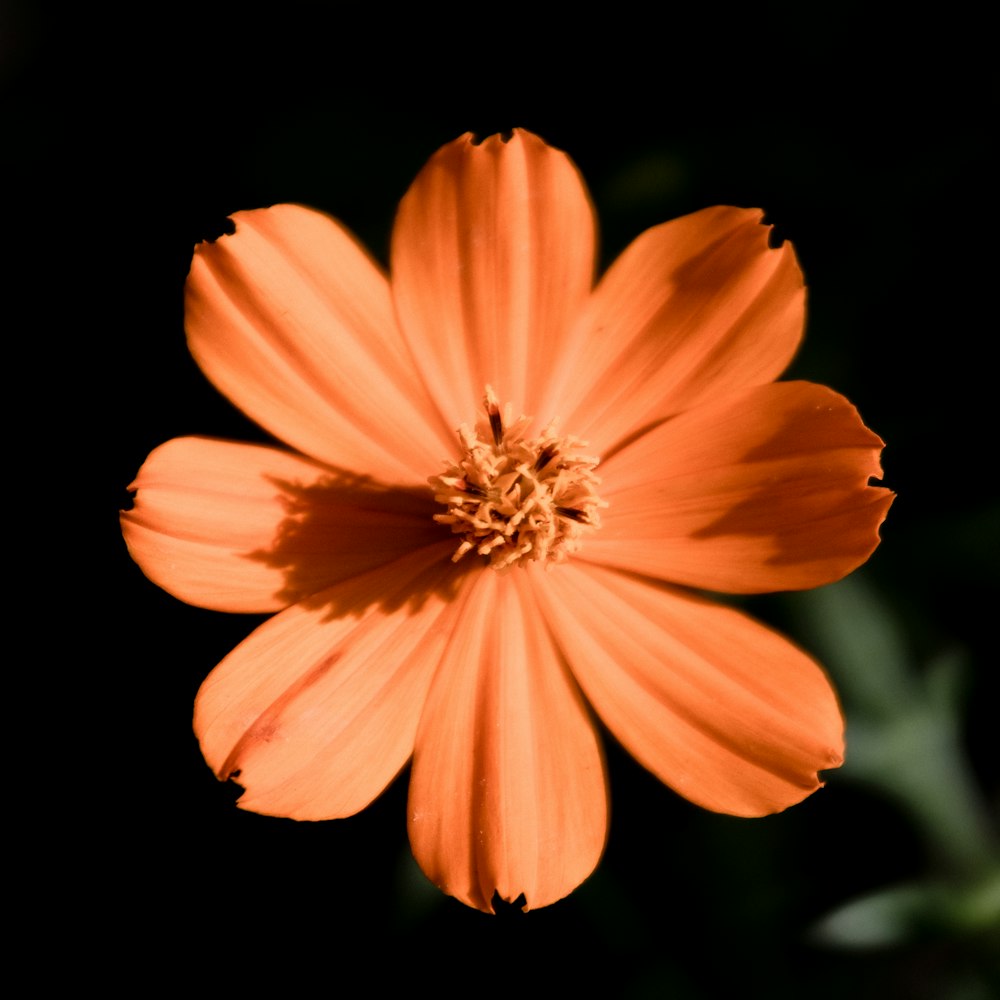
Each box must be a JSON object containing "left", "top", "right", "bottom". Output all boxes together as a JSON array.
[
  {"left": 408, "top": 568, "right": 608, "bottom": 912},
  {"left": 587, "top": 382, "right": 893, "bottom": 593},
  {"left": 391, "top": 129, "right": 596, "bottom": 430},
  {"left": 550, "top": 207, "right": 803, "bottom": 456},
  {"left": 195, "top": 544, "right": 460, "bottom": 820},
  {"left": 122, "top": 436, "right": 445, "bottom": 612},
  {"left": 186, "top": 204, "right": 448, "bottom": 482},
  {"left": 532, "top": 564, "right": 844, "bottom": 816}
]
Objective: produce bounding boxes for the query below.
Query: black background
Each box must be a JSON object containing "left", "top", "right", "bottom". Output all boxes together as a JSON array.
[{"left": 15, "top": 2, "right": 995, "bottom": 994}]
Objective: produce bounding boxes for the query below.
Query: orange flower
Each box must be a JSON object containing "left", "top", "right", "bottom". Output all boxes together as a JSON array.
[{"left": 122, "top": 129, "right": 892, "bottom": 912}]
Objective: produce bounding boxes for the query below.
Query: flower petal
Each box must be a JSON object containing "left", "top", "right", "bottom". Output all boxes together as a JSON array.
[
  {"left": 194, "top": 544, "right": 460, "bottom": 820},
  {"left": 186, "top": 203, "right": 447, "bottom": 481},
  {"left": 408, "top": 568, "right": 608, "bottom": 912},
  {"left": 531, "top": 564, "right": 844, "bottom": 817},
  {"left": 122, "top": 436, "right": 445, "bottom": 612},
  {"left": 549, "top": 207, "right": 804, "bottom": 456},
  {"left": 586, "top": 382, "right": 893, "bottom": 593},
  {"left": 391, "top": 129, "right": 596, "bottom": 431}
]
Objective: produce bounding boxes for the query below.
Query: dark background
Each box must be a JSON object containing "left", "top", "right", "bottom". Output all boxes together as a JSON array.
[{"left": 14, "top": 2, "right": 995, "bottom": 994}]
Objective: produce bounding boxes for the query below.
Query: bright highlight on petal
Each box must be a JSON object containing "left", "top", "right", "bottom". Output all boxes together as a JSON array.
[
  {"left": 186, "top": 204, "right": 448, "bottom": 482},
  {"left": 195, "top": 545, "right": 459, "bottom": 820},
  {"left": 122, "top": 128, "right": 892, "bottom": 912},
  {"left": 392, "top": 130, "right": 596, "bottom": 431},
  {"left": 408, "top": 569, "right": 607, "bottom": 912},
  {"left": 551, "top": 206, "right": 804, "bottom": 455},
  {"left": 532, "top": 564, "right": 843, "bottom": 816}
]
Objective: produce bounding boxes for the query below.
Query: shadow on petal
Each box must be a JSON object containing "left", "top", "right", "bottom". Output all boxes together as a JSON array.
[
  {"left": 682, "top": 387, "right": 894, "bottom": 588},
  {"left": 243, "top": 469, "right": 468, "bottom": 618},
  {"left": 592, "top": 381, "right": 894, "bottom": 593},
  {"left": 196, "top": 544, "right": 478, "bottom": 822}
]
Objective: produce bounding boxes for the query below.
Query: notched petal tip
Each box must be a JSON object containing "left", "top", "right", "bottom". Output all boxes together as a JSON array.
[
  {"left": 490, "top": 891, "right": 529, "bottom": 915},
  {"left": 184, "top": 202, "right": 448, "bottom": 479},
  {"left": 468, "top": 128, "right": 518, "bottom": 146},
  {"left": 391, "top": 125, "right": 596, "bottom": 427},
  {"left": 408, "top": 571, "right": 607, "bottom": 914},
  {"left": 758, "top": 210, "right": 794, "bottom": 252},
  {"left": 193, "top": 215, "right": 237, "bottom": 248},
  {"left": 561, "top": 204, "right": 807, "bottom": 453},
  {"left": 533, "top": 565, "right": 845, "bottom": 818},
  {"left": 195, "top": 548, "right": 464, "bottom": 823},
  {"left": 465, "top": 126, "right": 544, "bottom": 146},
  {"left": 593, "top": 382, "right": 894, "bottom": 593}
]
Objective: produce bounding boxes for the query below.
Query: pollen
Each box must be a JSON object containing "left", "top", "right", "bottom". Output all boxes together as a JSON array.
[{"left": 430, "top": 387, "right": 606, "bottom": 569}]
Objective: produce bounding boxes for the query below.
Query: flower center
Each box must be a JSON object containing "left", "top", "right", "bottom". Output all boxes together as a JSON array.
[{"left": 430, "top": 387, "right": 605, "bottom": 569}]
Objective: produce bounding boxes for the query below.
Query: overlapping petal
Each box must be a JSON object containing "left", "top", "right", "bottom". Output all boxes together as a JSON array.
[
  {"left": 392, "top": 129, "right": 596, "bottom": 432},
  {"left": 408, "top": 568, "right": 608, "bottom": 912},
  {"left": 121, "top": 436, "right": 445, "bottom": 612},
  {"left": 532, "top": 563, "right": 844, "bottom": 816},
  {"left": 585, "top": 381, "right": 893, "bottom": 592},
  {"left": 186, "top": 203, "right": 448, "bottom": 482},
  {"left": 123, "top": 129, "right": 892, "bottom": 913},
  {"left": 195, "top": 544, "right": 460, "bottom": 820},
  {"left": 547, "top": 207, "right": 804, "bottom": 456}
]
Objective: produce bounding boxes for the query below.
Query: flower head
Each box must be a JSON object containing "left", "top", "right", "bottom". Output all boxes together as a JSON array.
[{"left": 122, "top": 129, "right": 893, "bottom": 912}]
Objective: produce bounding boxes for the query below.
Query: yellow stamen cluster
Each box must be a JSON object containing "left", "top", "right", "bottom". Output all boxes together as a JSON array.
[{"left": 430, "top": 388, "right": 605, "bottom": 569}]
